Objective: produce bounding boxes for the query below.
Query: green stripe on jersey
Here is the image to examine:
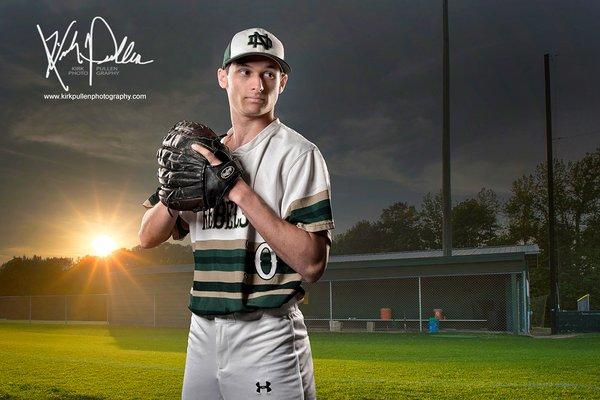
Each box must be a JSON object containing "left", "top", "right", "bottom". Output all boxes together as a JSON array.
[
  {"left": 287, "top": 198, "right": 333, "bottom": 225},
  {"left": 189, "top": 247, "right": 304, "bottom": 314},
  {"left": 194, "top": 248, "right": 248, "bottom": 262},
  {"left": 193, "top": 280, "right": 301, "bottom": 293},
  {"left": 193, "top": 249, "right": 297, "bottom": 274},
  {"left": 188, "top": 291, "right": 301, "bottom": 315}
]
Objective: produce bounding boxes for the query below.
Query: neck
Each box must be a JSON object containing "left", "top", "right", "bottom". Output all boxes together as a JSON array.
[{"left": 227, "top": 111, "right": 276, "bottom": 150}]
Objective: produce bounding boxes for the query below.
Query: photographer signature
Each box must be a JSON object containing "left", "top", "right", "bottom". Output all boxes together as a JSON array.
[{"left": 36, "top": 16, "right": 154, "bottom": 92}]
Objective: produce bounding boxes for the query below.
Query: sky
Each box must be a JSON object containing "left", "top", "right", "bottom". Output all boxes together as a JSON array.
[{"left": 0, "top": 0, "right": 598, "bottom": 263}]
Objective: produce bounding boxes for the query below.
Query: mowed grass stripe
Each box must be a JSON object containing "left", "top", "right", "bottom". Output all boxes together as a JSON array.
[
  {"left": 0, "top": 324, "right": 598, "bottom": 400},
  {"left": 0, "top": 323, "right": 186, "bottom": 399}
]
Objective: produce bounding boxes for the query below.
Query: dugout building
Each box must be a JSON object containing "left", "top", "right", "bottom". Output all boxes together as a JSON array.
[{"left": 107, "top": 244, "right": 539, "bottom": 334}]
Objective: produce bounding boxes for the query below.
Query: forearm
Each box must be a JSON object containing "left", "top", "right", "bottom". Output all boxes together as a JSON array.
[
  {"left": 139, "top": 202, "right": 178, "bottom": 248},
  {"left": 228, "top": 180, "right": 328, "bottom": 283}
]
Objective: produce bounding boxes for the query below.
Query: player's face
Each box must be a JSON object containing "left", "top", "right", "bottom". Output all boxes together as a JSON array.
[{"left": 218, "top": 56, "right": 288, "bottom": 119}]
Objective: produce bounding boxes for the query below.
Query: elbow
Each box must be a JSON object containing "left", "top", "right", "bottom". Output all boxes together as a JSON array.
[
  {"left": 302, "top": 235, "right": 330, "bottom": 283},
  {"left": 139, "top": 237, "right": 153, "bottom": 249},
  {"left": 139, "top": 239, "right": 154, "bottom": 249},
  {"left": 138, "top": 229, "right": 158, "bottom": 249},
  {"left": 303, "top": 260, "right": 327, "bottom": 284}
]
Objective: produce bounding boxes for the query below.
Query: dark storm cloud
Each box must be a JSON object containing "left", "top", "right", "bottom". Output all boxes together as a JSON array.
[{"left": 0, "top": 0, "right": 599, "bottom": 261}]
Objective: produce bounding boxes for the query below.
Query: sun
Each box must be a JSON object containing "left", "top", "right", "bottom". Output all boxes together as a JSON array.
[{"left": 92, "top": 234, "right": 117, "bottom": 257}]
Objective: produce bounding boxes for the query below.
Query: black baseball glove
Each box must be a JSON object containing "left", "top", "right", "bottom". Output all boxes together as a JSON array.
[{"left": 156, "top": 120, "right": 243, "bottom": 212}]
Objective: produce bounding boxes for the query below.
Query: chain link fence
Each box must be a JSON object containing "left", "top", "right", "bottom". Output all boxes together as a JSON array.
[
  {"left": 0, "top": 272, "right": 528, "bottom": 333},
  {"left": 0, "top": 293, "right": 186, "bottom": 328},
  {"left": 0, "top": 294, "right": 108, "bottom": 324},
  {"left": 301, "top": 273, "right": 528, "bottom": 333}
]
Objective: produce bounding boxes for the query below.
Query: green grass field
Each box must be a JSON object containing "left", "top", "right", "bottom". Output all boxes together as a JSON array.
[{"left": 0, "top": 323, "right": 598, "bottom": 399}]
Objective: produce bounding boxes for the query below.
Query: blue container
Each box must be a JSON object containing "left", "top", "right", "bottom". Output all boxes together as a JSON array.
[{"left": 428, "top": 317, "right": 439, "bottom": 333}]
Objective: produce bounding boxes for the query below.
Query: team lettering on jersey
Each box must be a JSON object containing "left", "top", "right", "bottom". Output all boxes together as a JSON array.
[{"left": 202, "top": 200, "right": 249, "bottom": 230}]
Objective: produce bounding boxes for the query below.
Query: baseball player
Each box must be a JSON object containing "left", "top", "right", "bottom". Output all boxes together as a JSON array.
[{"left": 139, "top": 27, "right": 335, "bottom": 400}]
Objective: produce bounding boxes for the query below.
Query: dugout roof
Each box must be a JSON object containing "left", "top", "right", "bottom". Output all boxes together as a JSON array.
[{"left": 118, "top": 244, "right": 539, "bottom": 279}]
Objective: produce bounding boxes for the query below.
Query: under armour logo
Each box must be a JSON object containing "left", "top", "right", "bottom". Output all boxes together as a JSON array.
[
  {"left": 248, "top": 32, "right": 273, "bottom": 50},
  {"left": 256, "top": 381, "right": 272, "bottom": 393}
]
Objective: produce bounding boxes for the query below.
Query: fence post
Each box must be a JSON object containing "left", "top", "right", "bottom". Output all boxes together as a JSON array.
[
  {"left": 106, "top": 294, "right": 110, "bottom": 325},
  {"left": 153, "top": 294, "right": 156, "bottom": 328},
  {"left": 29, "top": 296, "right": 32, "bottom": 323},
  {"left": 64, "top": 295, "right": 68, "bottom": 325},
  {"left": 521, "top": 272, "right": 528, "bottom": 334},
  {"left": 418, "top": 277, "right": 422, "bottom": 333},
  {"left": 328, "top": 281, "right": 333, "bottom": 321},
  {"left": 510, "top": 273, "right": 519, "bottom": 334}
]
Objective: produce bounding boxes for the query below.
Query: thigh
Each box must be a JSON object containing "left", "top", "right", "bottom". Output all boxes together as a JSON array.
[
  {"left": 219, "top": 314, "right": 305, "bottom": 400},
  {"left": 181, "top": 314, "right": 222, "bottom": 400},
  {"left": 290, "top": 308, "right": 316, "bottom": 400}
]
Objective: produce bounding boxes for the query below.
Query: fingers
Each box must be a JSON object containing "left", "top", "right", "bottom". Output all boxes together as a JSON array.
[{"left": 191, "top": 143, "right": 222, "bottom": 166}]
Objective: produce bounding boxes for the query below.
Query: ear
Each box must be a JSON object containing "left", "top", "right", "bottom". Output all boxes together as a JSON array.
[
  {"left": 278, "top": 73, "right": 288, "bottom": 94},
  {"left": 217, "top": 68, "right": 228, "bottom": 89}
]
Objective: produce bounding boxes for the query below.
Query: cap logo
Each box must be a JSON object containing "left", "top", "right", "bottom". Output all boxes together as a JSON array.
[{"left": 247, "top": 32, "right": 273, "bottom": 50}]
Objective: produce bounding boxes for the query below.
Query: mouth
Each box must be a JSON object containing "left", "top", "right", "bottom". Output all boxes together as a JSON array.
[{"left": 245, "top": 97, "right": 266, "bottom": 102}]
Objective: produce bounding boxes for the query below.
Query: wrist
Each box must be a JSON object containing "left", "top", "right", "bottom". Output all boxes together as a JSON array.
[
  {"left": 158, "top": 201, "right": 179, "bottom": 219},
  {"left": 228, "top": 178, "right": 249, "bottom": 205}
]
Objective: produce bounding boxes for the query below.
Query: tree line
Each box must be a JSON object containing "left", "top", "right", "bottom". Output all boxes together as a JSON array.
[
  {"left": 1, "top": 148, "right": 598, "bottom": 310},
  {"left": 0, "top": 243, "right": 192, "bottom": 296},
  {"left": 332, "top": 147, "right": 599, "bottom": 310}
]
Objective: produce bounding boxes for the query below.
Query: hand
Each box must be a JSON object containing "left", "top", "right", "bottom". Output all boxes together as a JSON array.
[
  {"left": 191, "top": 143, "right": 222, "bottom": 166},
  {"left": 191, "top": 142, "right": 243, "bottom": 202}
]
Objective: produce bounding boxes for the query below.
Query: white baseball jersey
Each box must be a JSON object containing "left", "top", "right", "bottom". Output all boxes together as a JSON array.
[
  {"left": 177, "top": 118, "right": 335, "bottom": 315},
  {"left": 145, "top": 118, "right": 331, "bottom": 399}
]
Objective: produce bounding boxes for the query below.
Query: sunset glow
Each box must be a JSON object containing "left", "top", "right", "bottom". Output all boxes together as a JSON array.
[{"left": 91, "top": 235, "right": 117, "bottom": 257}]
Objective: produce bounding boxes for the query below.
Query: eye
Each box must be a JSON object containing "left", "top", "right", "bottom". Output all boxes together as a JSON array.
[
  {"left": 264, "top": 71, "right": 276, "bottom": 79},
  {"left": 239, "top": 69, "right": 251, "bottom": 76}
]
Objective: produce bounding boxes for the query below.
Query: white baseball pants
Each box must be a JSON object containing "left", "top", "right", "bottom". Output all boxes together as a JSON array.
[{"left": 181, "top": 299, "right": 316, "bottom": 399}]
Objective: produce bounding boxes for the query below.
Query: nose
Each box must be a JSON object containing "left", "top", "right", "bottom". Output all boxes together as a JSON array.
[{"left": 251, "top": 74, "right": 265, "bottom": 93}]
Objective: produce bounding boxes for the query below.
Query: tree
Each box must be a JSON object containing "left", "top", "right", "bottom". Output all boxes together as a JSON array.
[
  {"left": 504, "top": 147, "right": 600, "bottom": 309},
  {"left": 334, "top": 189, "right": 504, "bottom": 254},
  {"left": 0, "top": 256, "right": 72, "bottom": 295},
  {"left": 503, "top": 173, "right": 541, "bottom": 245},
  {"left": 452, "top": 188, "right": 501, "bottom": 248},
  {"left": 0, "top": 243, "right": 194, "bottom": 295},
  {"left": 378, "top": 202, "right": 422, "bottom": 251},
  {"left": 332, "top": 220, "right": 385, "bottom": 255},
  {"left": 418, "top": 191, "right": 443, "bottom": 249}
]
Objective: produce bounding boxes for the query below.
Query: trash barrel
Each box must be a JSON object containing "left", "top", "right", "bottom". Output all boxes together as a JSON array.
[
  {"left": 428, "top": 317, "right": 439, "bottom": 333},
  {"left": 380, "top": 308, "right": 392, "bottom": 320}
]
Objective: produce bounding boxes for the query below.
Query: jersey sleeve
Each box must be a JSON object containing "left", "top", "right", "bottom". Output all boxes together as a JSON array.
[
  {"left": 142, "top": 188, "right": 190, "bottom": 241},
  {"left": 281, "top": 149, "right": 335, "bottom": 242}
]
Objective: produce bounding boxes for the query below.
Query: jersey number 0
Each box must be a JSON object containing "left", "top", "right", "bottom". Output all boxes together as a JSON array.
[{"left": 254, "top": 242, "right": 277, "bottom": 280}]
